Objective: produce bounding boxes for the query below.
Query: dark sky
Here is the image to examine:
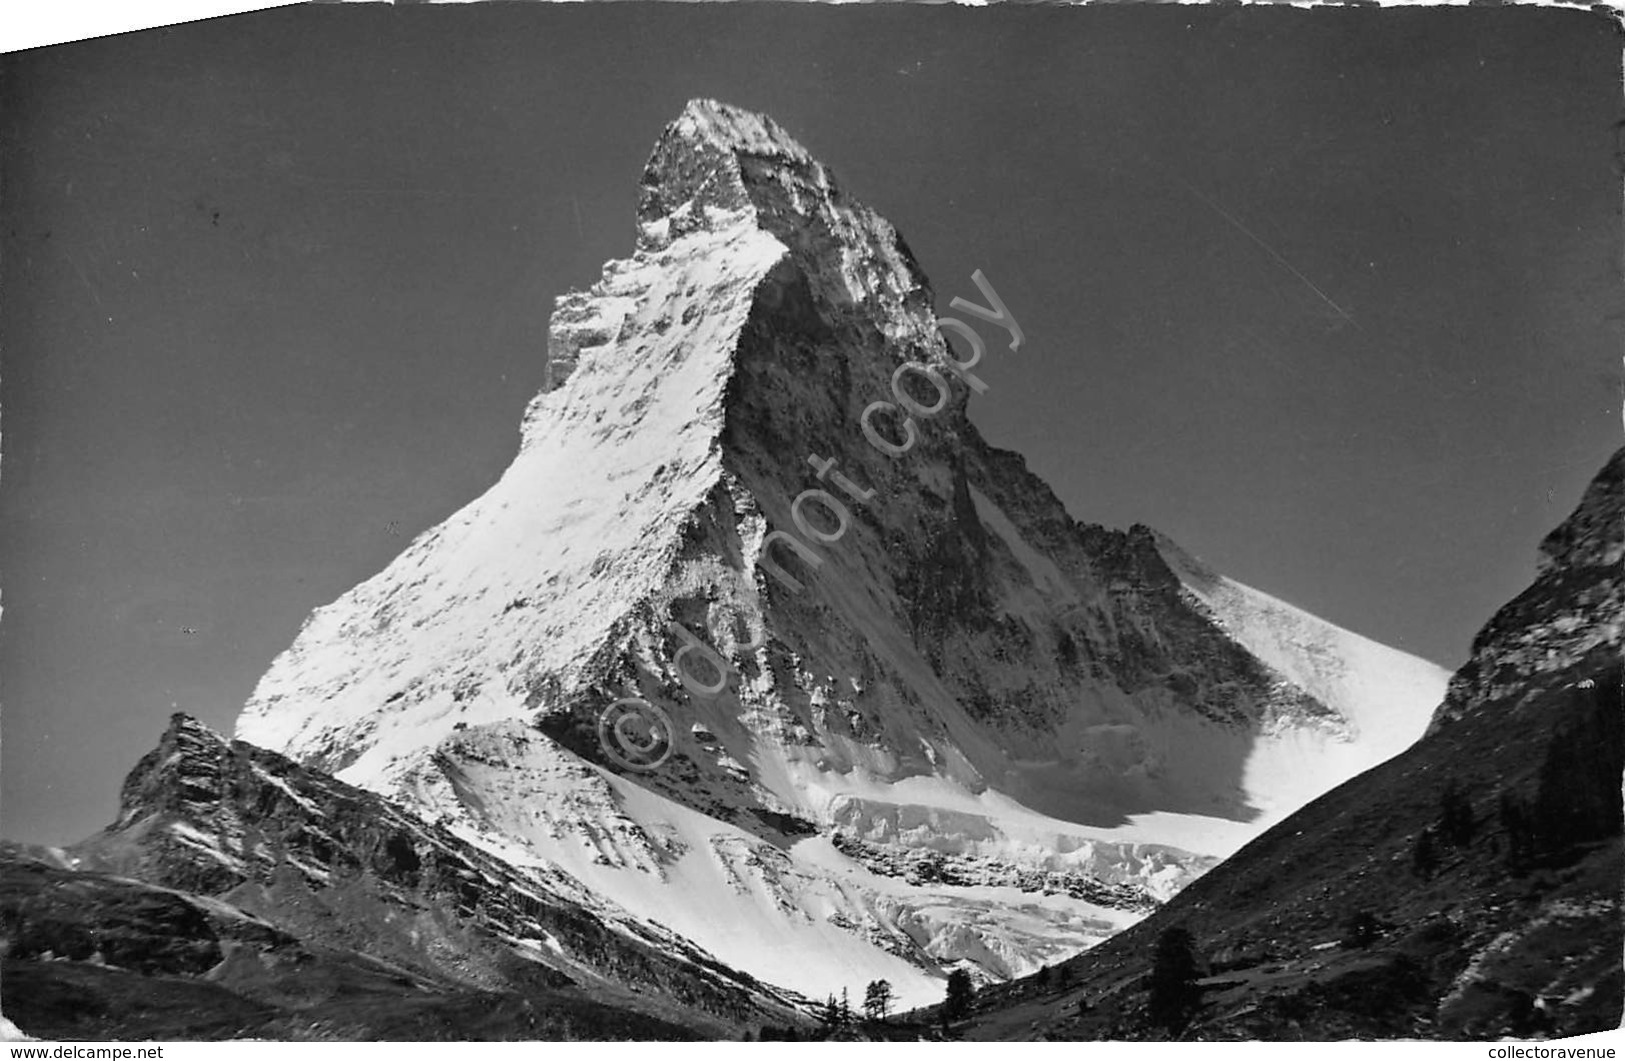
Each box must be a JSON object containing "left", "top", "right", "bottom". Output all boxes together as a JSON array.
[{"left": 2, "top": 5, "right": 1619, "bottom": 846}]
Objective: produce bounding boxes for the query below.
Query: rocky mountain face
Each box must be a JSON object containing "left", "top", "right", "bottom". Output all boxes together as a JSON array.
[
  {"left": 1431, "top": 448, "right": 1625, "bottom": 730},
  {"left": 948, "top": 447, "right": 1624, "bottom": 1041},
  {"left": 1, "top": 714, "right": 803, "bottom": 1040},
  {"left": 226, "top": 99, "right": 1450, "bottom": 1006}
]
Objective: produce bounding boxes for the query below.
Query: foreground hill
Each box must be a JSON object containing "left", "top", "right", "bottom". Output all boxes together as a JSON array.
[
  {"left": 1, "top": 716, "right": 805, "bottom": 1040},
  {"left": 947, "top": 448, "right": 1624, "bottom": 1041}
]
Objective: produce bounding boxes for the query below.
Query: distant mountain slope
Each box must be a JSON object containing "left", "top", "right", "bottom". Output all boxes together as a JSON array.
[
  {"left": 1154, "top": 532, "right": 1456, "bottom": 825},
  {"left": 949, "top": 447, "right": 1624, "bottom": 1041},
  {"left": 232, "top": 99, "right": 1448, "bottom": 1002}
]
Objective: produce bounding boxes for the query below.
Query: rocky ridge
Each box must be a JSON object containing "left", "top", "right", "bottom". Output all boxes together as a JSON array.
[
  {"left": 19, "top": 713, "right": 804, "bottom": 1038},
  {"left": 1431, "top": 448, "right": 1624, "bottom": 730}
]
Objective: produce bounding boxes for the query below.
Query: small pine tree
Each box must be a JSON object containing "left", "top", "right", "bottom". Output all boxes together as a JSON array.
[
  {"left": 1412, "top": 826, "right": 1439, "bottom": 879},
  {"left": 1440, "top": 779, "right": 1476, "bottom": 848},
  {"left": 1034, "top": 964, "right": 1050, "bottom": 987},
  {"left": 943, "top": 968, "right": 975, "bottom": 1023},
  {"left": 1147, "top": 926, "right": 1202, "bottom": 1031},
  {"left": 1499, "top": 788, "right": 1534, "bottom": 872},
  {"left": 822, "top": 994, "right": 840, "bottom": 1028},
  {"left": 1341, "top": 909, "right": 1381, "bottom": 949},
  {"left": 840, "top": 986, "right": 851, "bottom": 1025}
]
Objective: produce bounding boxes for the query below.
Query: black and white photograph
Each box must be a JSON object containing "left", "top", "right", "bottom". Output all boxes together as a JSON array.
[{"left": 1, "top": 0, "right": 1621, "bottom": 1045}]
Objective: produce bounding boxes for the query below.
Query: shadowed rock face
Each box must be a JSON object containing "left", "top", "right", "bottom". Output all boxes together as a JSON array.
[{"left": 227, "top": 99, "right": 1447, "bottom": 999}]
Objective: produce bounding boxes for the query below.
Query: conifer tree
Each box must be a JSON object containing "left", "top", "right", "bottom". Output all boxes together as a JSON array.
[
  {"left": 1440, "top": 779, "right": 1476, "bottom": 848},
  {"left": 1147, "top": 926, "right": 1201, "bottom": 1031},
  {"left": 943, "top": 968, "right": 975, "bottom": 1023},
  {"left": 1412, "top": 826, "right": 1439, "bottom": 879},
  {"left": 1499, "top": 789, "right": 1534, "bottom": 872},
  {"left": 863, "top": 980, "right": 894, "bottom": 1022}
]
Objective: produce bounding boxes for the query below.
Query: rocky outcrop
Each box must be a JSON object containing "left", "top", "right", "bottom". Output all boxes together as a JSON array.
[
  {"left": 58, "top": 714, "right": 802, "bottom": 1035},
  {"left": 1431, "top": 446, "right": 1623, "bottom": 729},
  {"left": 0, "top": 846, "right": 718, "bottom": 1041}
]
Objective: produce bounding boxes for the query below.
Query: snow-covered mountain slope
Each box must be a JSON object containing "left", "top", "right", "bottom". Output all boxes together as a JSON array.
[
  {"left": 1153, "top": 533, "right": 1453, "bottom": 823},
  {"left": 236, "top": 99, "right": 1448, "bottom": 1006}
]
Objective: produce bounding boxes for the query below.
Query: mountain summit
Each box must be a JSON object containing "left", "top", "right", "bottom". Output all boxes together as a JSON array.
[{"left": 234, "top": 100, "right": 1448, "bottom": 1003}]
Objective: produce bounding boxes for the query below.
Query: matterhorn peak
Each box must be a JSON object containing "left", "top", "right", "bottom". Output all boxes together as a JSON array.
[
  {"left": 635, "top": 98, "right": 814, "bottom": 245},
  {"left": 236, "top": 101, "right": 1449, "bottom": 1004},
  {"left": 671, "top": 97, "right": 813, "bottom": 160}
]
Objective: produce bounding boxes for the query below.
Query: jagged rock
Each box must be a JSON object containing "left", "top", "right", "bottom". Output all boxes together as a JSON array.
[
  {"left": 1431, "top": 446, "right": 1624, "bottom": 730},
  {"left": 47, "top": 713, "right": 802, "bottom": 1037}
]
